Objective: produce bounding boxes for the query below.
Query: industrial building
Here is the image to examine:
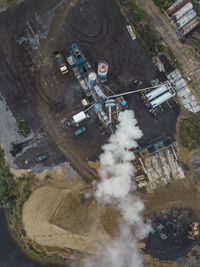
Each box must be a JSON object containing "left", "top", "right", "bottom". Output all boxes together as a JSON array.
[
  {"left": 171, "top": 2, "right": 193, "bottom": 22},
  {"left": 67, "top": 43, "right": 179, "bottom": 134},
  {"left": 134, "top": 139, "right": 185, "bottom": 192},
  {"left": 165, "top": 0, "right": 200, "bottom": 36},
  {"left": 167, "top": 69, "right": 200, "bottom": 113},
  {"left": 68, "top": 44, "right": 127, "bottom": 130},
  {"left": 142, "top": 82, "right": 176, "bottom": 113},
  {"left": 180, "top": 17, "right": 200, "bottom": 36},
  {"left": 175, "top": 9, "right": 196, "bottom": 29},
  {"left": 166, "top": 0, "right": 189, "bottom": 17}
]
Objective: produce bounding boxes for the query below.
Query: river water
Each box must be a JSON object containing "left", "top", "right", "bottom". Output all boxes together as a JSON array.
[{"left": 0, "top": 209, "right": 63, "bottom": 267}]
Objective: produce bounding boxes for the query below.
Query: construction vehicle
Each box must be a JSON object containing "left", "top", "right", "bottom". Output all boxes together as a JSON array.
[
  {"left": 81, "top": 95, "right": 94, "bottom": 107},
  {"left": 53, "top": 51, "right": 69, "bottom": 74},
  {"left": 71, "top": 44, "right": 89, "bottom": 77},
  {"left": 188, "top": 221, "right": 199, "bottom": 240}
]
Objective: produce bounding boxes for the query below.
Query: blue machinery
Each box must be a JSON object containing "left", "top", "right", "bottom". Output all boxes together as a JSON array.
[
  {"left": 71, "top": 44, "right": 127, "bottom": 127},
  {"left": 137, "top": 138, "right": 172, "bottom": 159},
  {"left": 72, "top": 44, "right": 89, "bottom": 78}
]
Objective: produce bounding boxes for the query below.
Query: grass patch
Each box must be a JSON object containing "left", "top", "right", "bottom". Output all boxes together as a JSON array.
[
  {"left": 126, "top": 0, "right": 147, "bottom": 23},
  {"left": 152, "top": 0, "right": 172, "bottom": 11},
  {"left": 16, "top": 120, "right": 30, "bottom": 137},
  {"left": 163, "top": 45, "right": 182, "bottom": 69},
  {"left": 44, "top": 173, "right": 51, "bottom": 180},
  {"left": 191, "top": 0, "right": 200, "bottom": 17},
  {"left": 7, "top": 0, "right": 16, "bottom": 6},
  {"left": 0, "top": 146, "right": 44, "bottom": 258},
  {"left": 190, "top": 37, "right": 200, "bottom": 54},
  {"left": 137, "top": 25, "right": 165, "bottom": 56},
  {"left": 179, "top": 117, "right": 200, "bottom": 151},
  {"left": 25, "top": 243, "right": 45, "bottom": 257}
]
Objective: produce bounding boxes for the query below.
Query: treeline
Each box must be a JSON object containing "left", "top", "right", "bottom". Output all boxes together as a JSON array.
[
  {"left": 152, "top": 0, "right": 172, "bottom": 11},
  {"left": 125, "top": 0, "right": 162, "bottom": 56},
  {"left": 126, "top": 0, "right": 147, "bottom": 22},
  {"left": 121, "top": 0, "right": 180, "bottom": 67},
  {"left": 0, "top": 148, "right": 17, "bottom": 209}
]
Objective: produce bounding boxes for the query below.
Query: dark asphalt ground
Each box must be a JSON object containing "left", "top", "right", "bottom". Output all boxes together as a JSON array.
[{"left": 0, "top": 0, "right": 180, "bottom": 178}]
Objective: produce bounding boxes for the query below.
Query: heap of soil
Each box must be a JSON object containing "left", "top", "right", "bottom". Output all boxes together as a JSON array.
[
  {"left": 145, "top": 208, "right": 197, "bottom": 260},
  {"left": 23, "top": 184, "right": 112, "bottom": 253},
  {"left": 50, "top": 193, "right": 96, "bottom": 236}
]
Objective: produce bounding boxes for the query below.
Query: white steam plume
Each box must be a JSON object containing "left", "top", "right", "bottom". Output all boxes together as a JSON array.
[{"left": 83, "top": 110, "right": 151, "bottom": 267}]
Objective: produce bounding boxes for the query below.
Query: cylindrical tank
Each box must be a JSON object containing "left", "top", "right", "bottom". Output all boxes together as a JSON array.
[
  {"left": 149, "top": 91, "right": 176, "bottom": 109},
  {"left": 98, "top": 61, "right": 109, "bottom": 80},
  {"left": 176, "top": 9, "right": 196, "bottom": 29},
  {"left": 145, "top": 84, "right": 169, "bottom": 102},
  {"left": 166, "top": 0, "right": 189, "bottom": 17},
  {"left": 171, "top": 2, "right": 193, "bottom": 22},
  {"left": 88, "top": 72, "right": 97, "bottom": 86}
]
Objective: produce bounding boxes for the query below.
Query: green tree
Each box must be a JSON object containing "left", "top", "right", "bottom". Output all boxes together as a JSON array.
[{"left": 0, "top": 148, "right": 17, "bottom": 208}]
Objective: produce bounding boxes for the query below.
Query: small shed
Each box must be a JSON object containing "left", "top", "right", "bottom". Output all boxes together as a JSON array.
[{"left": 73, "top": 111, "right": 87, "bottom": 124}]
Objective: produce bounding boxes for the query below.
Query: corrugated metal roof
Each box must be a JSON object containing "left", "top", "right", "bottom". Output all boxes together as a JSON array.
[
  {"left": 166, "top": 0, "right": 189, "bottom": 16},
  {"left": 73, "top": 111, "right": 87, "bottom": 123},
  {"left": 180, "top": 17, "right": 200, "bottom": 36},
  {"left": 171, "top": 2, "right": 193, "bottom": 22},
  {"left": 176, "top": 9, "right": 196, "bottom": 29}
]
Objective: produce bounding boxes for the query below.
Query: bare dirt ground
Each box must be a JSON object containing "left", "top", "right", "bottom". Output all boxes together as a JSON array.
[
  {"left": 22, "top": 166, "right": 117, "bottom": 262},
  {"left": 137, "top": 0, "right": 200, "bottom": 97}
]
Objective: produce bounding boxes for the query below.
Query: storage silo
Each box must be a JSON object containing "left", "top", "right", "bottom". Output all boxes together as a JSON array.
[
  {"left": 88, "top": 72, "right": 97, "bottom": 86},
  {"left": 97, "top": 61, "right": 109, "bottom": 80}
]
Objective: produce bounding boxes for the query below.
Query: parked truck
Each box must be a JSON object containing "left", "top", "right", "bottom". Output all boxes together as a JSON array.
[{"left": 53, "top": 51, "right": 69, "bottom": 74}]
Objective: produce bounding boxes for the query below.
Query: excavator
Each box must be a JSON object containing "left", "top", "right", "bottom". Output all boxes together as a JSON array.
[{"left": 188, "top": 221, "right": 199, "bottom": 240}]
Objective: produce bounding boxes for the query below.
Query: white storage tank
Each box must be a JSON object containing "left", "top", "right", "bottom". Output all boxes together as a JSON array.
[
  {"left": 171, "top": 2, "right": 193, "bottom": 22},
  {"left": 97, "top": 61, "right": 109, "bottom": 80},
  {"left": 176, "top": 9, "right": 196, "bottom": 29},
  {"left": 149, "top": 91, "right": 176, "bottom": 109},
  {"left": 145, "top": 84, "right": 169, "bottom": 102},
  {"left": 88, "top": 72, "right": 97, "bottom": 86}
]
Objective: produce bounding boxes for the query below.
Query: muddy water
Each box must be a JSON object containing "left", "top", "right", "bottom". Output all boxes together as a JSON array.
[{"left": 0, "top": 209, "right": 63, "bottom": 267}]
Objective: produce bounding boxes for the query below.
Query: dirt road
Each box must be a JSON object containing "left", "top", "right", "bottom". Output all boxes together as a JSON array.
[{"left": 137, "top": 0, "right": 200, "bottom": 95}]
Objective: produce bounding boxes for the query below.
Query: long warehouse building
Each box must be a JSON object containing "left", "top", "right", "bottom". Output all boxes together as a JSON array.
[
  {"left": 144, "top": 84, "right": 169, "bottom": 102},
  {"left": 149, "top": 91, "right": 176, "bottom": 110},
  {"left": 171, "top": 2, "right": 193, "bottom": 22},
  {"left": 166, "top": 0, "right": 189, "bottom": 16},
  {"left": 176, "top": 9, "right": 196, "bottom": 29},
  {"left": 180, "top": 16, "right": 200, "bottom": 36}
]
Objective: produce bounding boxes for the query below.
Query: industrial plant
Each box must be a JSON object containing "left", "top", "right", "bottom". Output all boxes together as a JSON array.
[{"left": 58, "top": 44, "right": 180, "bottom": 135}]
